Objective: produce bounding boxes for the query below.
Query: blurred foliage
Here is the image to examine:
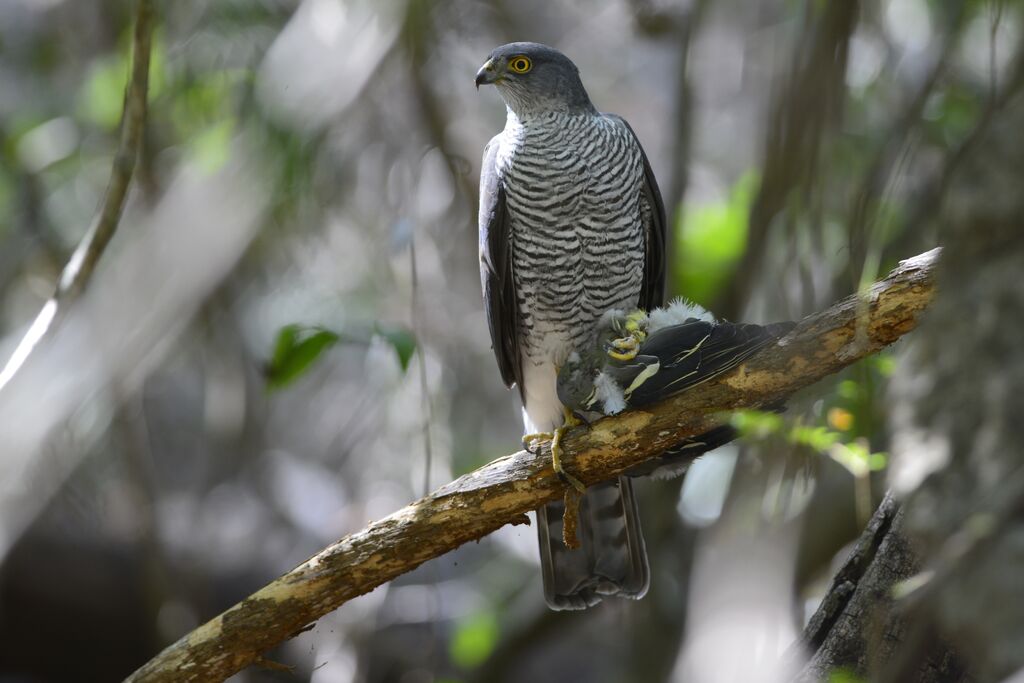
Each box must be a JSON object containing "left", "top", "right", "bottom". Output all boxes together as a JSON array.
[
  {"left": 448, "top": 611, "right": 500, "bottom": 670},
  {"left": 673, "top": 172, "right": 757, "bottom": 306},
  {"left": 731, "top": 356, "right": 891, "bottom": 479},
  {"left": 828, "top": 669, "right": 867, "bottom": 683}
]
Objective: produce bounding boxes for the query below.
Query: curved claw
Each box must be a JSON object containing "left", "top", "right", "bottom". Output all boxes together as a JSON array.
[
  {"left": 522, "top": 431, "right": 554, "bottom": 454},
  {"left": 606, "top": 331, "right": 645, "bottom": 361},
  {"left": 607, "top": 345, "right": 640, "bottom": 361},
  {"left": 523, "top": 412, "right": 587, "bottom": 493},
  {"left": 551, "top": 425, "right": 586, "bottom": 493}
]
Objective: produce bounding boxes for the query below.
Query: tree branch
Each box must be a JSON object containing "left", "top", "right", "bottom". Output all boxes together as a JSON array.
[
  {"left": 791, "top": 489, "right": 973, "bottom": 682},
  {"left": 791, "top": 491, "right": 910, "bottom": 679},
  {"left": 0, "top": 0, "right": 154, "bottom": 391},
  {"left": 126, "top": 248, "right": 940, "bottom": 682}
]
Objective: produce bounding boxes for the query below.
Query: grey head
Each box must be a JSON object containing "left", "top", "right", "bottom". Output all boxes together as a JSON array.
[{"left": 475, "top": 42, "right": 596, "bottom": 117}]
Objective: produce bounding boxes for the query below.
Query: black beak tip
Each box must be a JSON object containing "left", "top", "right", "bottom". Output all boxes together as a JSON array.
[{"left": 475, "top": 61, "right": 496, "bottom": 90}]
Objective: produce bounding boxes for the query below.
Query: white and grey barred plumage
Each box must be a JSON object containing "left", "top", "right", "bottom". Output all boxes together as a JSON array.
[
  {"left": 492, "top": 110, "right": 654, "bottom": 432},
  {"left": 477, "top": 42, "right": 664, "bottom": 610}
]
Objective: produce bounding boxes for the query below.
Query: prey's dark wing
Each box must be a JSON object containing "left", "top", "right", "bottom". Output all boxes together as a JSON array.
[
  {"left": 628, "top": 320, "right": 795, "bottom": 407},
  {"left": 479, "top": 135, "right": 523, "bottom": 398},
  {"left": 606, "top": 115, "right": 666, "bottom": 311}
]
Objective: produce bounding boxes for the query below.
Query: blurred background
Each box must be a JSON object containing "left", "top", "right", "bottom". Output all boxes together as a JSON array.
[{"left": 0, "top": 0, "right": 1021, "bottom": 681}]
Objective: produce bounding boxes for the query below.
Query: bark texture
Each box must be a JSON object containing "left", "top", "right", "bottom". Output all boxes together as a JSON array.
[
  {"left": 126, "top": 248, "right": 939, "bottom": 682},
  {"left": 794, "top": 493, "right": 971, "bottom": 682}
]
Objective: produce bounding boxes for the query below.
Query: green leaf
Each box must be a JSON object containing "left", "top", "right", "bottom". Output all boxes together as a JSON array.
[
  {"left": 867, "top": 451, "right": 889, "bottom": 471},
  {"left": 449, "top": 612, "right": 499, "bottom": 669},
  {"left": 375, "top": 327, "right": 417, "bottom": 372},
  {"left": 265, "top": 325, "right": 341, "bottom": 390},
  {"left": 270, "top": 324, "right": 300, "bottom": 367}
]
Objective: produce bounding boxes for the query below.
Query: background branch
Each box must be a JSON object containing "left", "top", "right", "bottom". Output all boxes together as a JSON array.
[
  {"left": 126, "top": 247, "right": 940, "bottom": 682},
  {"left": 57, "top": 0, "right": 154, "bottom": 301},
  {"left": 0, "top": 0, "right": 154, "bottom": 390}
]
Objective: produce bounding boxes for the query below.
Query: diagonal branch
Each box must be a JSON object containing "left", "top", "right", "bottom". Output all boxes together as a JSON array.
[
  {"left": 0, "top": 0, "right": 154, "bottom": 391},
  {"left": 126, "top": 248, "right": 940, "bottom": 682}
]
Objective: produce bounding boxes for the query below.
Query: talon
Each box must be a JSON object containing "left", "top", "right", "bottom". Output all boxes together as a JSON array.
[
  {"left": 552, "top": 428, "right": 586, "bottom": 493},
  {"left": 523, "top": 431, "right": 554, "bottom": 454},
  {"left": 607, "top": 345, "right": 639, "bottom": 361},
  {"left": 561, "top": 407, "right": 583, "bottom": 428},
  {"left": 623, "top": 310, "right": 648, "bottom": 338},
  {"left": 609, "top": 337, "right": 636, "bottom": 351},
  {"left": 525, "top": 410, "right": 586, "bottom": 492},
  {"left": 606, "top": 330, "right": 645, "bottom": 361}
]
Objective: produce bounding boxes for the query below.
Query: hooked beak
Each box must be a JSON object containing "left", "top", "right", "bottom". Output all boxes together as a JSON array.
[{"left": 475, "top": 59, "right": 501, "bottom": 89}]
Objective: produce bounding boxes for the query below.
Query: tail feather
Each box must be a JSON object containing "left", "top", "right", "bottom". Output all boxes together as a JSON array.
[
  {"left": 537, "top": 477, "right": 649, "bottom": 610},
  {"left": 624, "top": 424, "right": 740, "bottom": 478}
]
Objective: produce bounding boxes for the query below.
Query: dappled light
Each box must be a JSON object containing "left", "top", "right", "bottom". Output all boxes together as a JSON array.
[{"left": 1, "top": 1, "right": 1022, "bottom": 682}]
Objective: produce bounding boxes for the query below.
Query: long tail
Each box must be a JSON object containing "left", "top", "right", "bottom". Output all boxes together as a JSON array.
[{"left": 536, "top": 477, "right": 649, "bottom": 610}]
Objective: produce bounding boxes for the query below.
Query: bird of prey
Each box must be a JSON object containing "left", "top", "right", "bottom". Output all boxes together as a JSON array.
[{"left": 476, "top": 42, "right": 666, "bottom": 610}]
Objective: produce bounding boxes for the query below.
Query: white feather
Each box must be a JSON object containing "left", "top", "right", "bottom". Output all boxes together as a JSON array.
[
  {"left": 649, "top": 461, "right": 692, "bottom": 480},
  {"left": 593, "top": 371, "right": 626, "bottom": 415},
  {"left": 647, "top": 297, "right": 715, "bottom": 332}
]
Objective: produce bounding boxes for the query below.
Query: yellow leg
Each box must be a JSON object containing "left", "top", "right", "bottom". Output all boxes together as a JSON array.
[
  {"left": 550, "top": 425, "right": 586, "bottom": 493},
  {"left": 523, "top": 409, "right": 586, "bottom": 493},
  {"left": 522, "top": 431, "right": 554, "bottom": 452}
]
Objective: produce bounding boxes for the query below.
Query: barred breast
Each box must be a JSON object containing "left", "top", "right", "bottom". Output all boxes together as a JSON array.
[{"left": 495, "top": 110, "right": 648, "bottom": 431}]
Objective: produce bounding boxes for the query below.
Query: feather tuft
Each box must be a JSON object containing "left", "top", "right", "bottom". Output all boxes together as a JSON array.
[
  {"left": 647, "top": 297, "right": 714, "bottom": 332},
  {"left": 593, "top": 371, "right": 626, "bottom": 415}
]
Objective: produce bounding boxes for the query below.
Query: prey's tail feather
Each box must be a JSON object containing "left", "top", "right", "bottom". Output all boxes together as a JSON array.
[
  {"left": 536, "top": 477, "right": 649, "bottom": 610},
  {"left": 624, "top": 399, "right": 791, "bottom": 479},
  {"left": 624, "top": 424, "right": 739, "bottom": 478}
]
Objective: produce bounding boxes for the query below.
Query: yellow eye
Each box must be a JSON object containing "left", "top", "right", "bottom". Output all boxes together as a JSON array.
[{"left": 508, "top": 56, "right": 532, "bottom": 74}]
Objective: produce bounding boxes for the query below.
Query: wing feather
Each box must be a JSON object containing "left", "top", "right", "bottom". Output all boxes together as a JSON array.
[
  {"left": 479, "top": 135, "right": 523, "bottom": 398},
  {"left": 605, "top": 115, "right": 667, "bottom": 312}
]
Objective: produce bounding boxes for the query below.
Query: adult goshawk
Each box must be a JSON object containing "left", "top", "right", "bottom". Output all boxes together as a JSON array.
[{"left": 476, "top": 42, "right": 665, "bottom": 610}]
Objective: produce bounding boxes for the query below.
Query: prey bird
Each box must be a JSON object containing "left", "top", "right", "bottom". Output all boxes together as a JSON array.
[{"left": 557, "top": 300, "right": 795, "bottom": 479}]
